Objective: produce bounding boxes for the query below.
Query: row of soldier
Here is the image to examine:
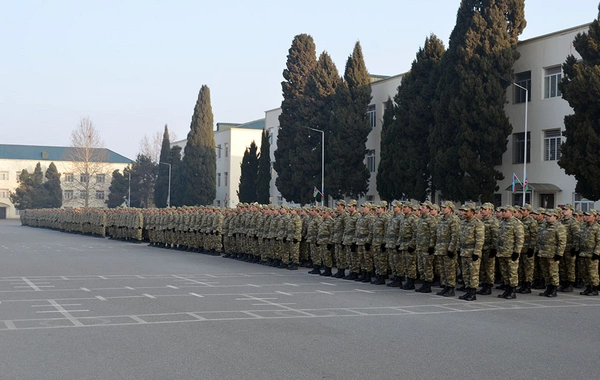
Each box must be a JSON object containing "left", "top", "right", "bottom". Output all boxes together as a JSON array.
[{"left": 19, "top": 199, "right": 600, "bottom": 301}]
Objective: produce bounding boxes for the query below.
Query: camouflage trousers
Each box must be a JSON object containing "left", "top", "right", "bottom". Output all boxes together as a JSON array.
[
  {"left": 373, "top": 245, "right": 389, "bottom": 276},
  {"left": 348, "top": 245, "right": 360, "bottom": 273},
  {"left": 439, "top": 254, "right": 457, "bottom": 287},
  {"left": 320, "top": 245, "right": 333, "bottom": 268},
  {"left": 359, "top": 245, "right": 373, "bottom": 272},
  {"left": 461, "top": 254, "right": 480, "bottom": 288},
  {"left": 401, "top": 250, "right": 417, "bottom": 279},
  {"left": 559, "top": 252, "right": 577, "bottom": 282},
  {"left": 300, "top": 241, "right": 309, "bottom": 262},
  {"left": 290, "top": 241, "right": 300, "bottom": 265},
  {"left": 580, "top": 257, "right": 600, "bottom": 287},
  {"left": 479, "top": 249, "right": 495, "bottom": 284},
  {"left": 310, "top": 243, "right": 320, "bottom": 266},
  {"left": 540, "top": 257, "right": 560, "bottom": 286},
  {"left": 417, "top": 251, "right": 434, "bottom": 282},
  {"left": 518, "top": 251, "right": 535, "bottom": 283},
  {"left": 260, "top": 239, "right": 270, "bottom": 261},
  {"left": 389, "top": 249, "right": 404, "bottom": 277},
  {"left": 498, "top": 257, "right": 520, "bottom": 287},
  {"left": 335, "top": 243, "right": 346, "bottom": 269}
]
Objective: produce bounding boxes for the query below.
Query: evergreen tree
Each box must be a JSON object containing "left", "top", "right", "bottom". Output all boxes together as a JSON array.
[
  {"left": 430, "top": 0, "right": 526, "bottom": 202},
  {"left": 130, "top": 154, "right": 158, "bottom": 208},
  {"left": 43, "top": 162, "right": 62, "bottom": 208},
  {"left": 256, "top": 129, "right": 271, "bottom": 204},
  {"left": 376, "top": 97, "right": 397, "bottom": 201},
  {"left": 180, "top": 85, "right": 216, "bottom": 206},
  {"left": 168, "top": 145, "right": 184, "bottom": 207},
  {"left": 10, "top": 169, "right": 35, "bottom": 210},
  {"left": 274, "top": 34, "right": 318, "bottom": 204},
  {"left": 328, "top": 42, "right": 372, "bottom": 199},
  {"left": 379, "top": 35, "right": 445, "bottom": 202},
  {"left": 106, "top": 169, "right": 128, "bottom": 208},
  {"left": 238, "top": 141, "right": 259, "bottom": 203},
  {"left": 558, "top": 5, "right": 600, "bottom": 200},
  {"left": 154, "top": 124, "right": 171, "bottom": 208}
]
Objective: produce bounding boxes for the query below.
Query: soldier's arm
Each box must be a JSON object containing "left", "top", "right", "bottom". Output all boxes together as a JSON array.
[
  {"left": 556, "top": 225, "right": 567, "bottom": 256},
  {"left": 514, "top": 222, "right": 525, "bottom": 253},
  {"left": 449, "top": 217, "right": 460, "bottom": 253},
  {"left": 474, "top": 221, "right": 485, "bottom": 254}
]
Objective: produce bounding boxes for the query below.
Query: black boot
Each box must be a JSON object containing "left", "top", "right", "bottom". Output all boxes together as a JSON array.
[
  {"left": 436, "top": 286, "right": 449, "bottom": 296},
  {"left": 308, "top": 264, "right": 321, "bottom": 275},
  {"left": 532, "top": 278, "right": 546, "bottom": 289},
  {"left": 320, "top": 267, "right": 332, "bottom": 277},
  {"left": 503, "top": 286, "right": 517, "bottom": 299},
  {"left": 544, "top": 285, "right": 557, "bottom": 297},
  {"left": 476, "top": 284, "right": 492, "bottom": 295},
  {"left": 415, "top": 281, "right": 430, "bottom": 293},
  {"left": 589, "top": 286, "right": 599, "bottom": 296},
  {"left": 402, "top": 277, "right": 415, "bottom": 290},
  {"left": 574, "top": 278, "right": 584, "bottom": 289},
  {"left": 443, "top": 287, "right": 455, "bottom": 297},
  {"left": 539, "top": 286, "right": 552, "bottom": 297},
  {"left": 344, "top": 272, "right": 359, "bottom": 280},
  {"left": 496, "top": 283, "right": 507, "bottom": 290},
  {"left": 580, "top": 286, "right": 592, "bottom": 295},
  {"left": 517, "top": 282, "right": 532, "bottom": 294},
  {"left": 333, "top": 268, "right": 346, "bottom": 278},
  {"left": 464, "top": 288, "right": 477, "bottom": 301},
  {"left": 498, "top": 287, "right": 511, "bottom": 298},
  {"left": 371, "top": 275, "right": 386, "bottom": 285},
  {"left": 278, "top": 261, "right": 289, "bottom": 269},
  {"left": 361, "top": 271, "right": 373, "bottom": 283},
  {"left": 386, "top": 276, "right": 399, "bottom": 287},
  {"left": 458, "top": 288, "right": 470, "bottom": 300},
  {"left": 286, "top": 263, "right": 299, "bottom": 270},
  {"left": 558, "top": 281, "right": 573, "bottom": 292}
]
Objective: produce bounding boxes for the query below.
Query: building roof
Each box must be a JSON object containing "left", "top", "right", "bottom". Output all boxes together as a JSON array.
[
  {"left": 0, "top": 144, "right": 132, "bottom": 164},
  {"left": 216, "top": 118, "right": 265, "bottom": 132}
]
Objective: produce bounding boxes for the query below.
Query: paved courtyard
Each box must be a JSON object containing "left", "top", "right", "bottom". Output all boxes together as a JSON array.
[{"left": 0, "top": 219, "right": 598, "bottom": 380}]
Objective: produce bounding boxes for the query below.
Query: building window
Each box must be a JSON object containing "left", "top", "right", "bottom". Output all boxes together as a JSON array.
[
  {"left": 95, "top": 191, "right": 105, "bottom": 200},
  {"left": 366, "top": 195, "right": 375, "bottom": 202},
  {"left": 277, "top": 196, "right": 283, "bottom": 206},
  {"left": 0, "top": 172, "right": 8, "bottom": 181},
  {"left": 80, "top": 174, "right": 89, "bottom": 183},
  {"left": 64, "top": 190, "right": 73, "bottom": 200},
  {"left": 512, "top": 193, "right": 531, "bottom": 206},
  {"left": 64, "top": 173, "right": 74, "bottom": 183},
  {"left": 0, "top": 189, "right": 8, "bottom": 198},
  {"left": 367, "top": 104, "right": 376, "bottom": 129},
  {"left": 544, "top": 129, "right": 562, "bottom": 161},
  {"left": 217, "top": 173, "right": 221, "bottom": 187},
  {"left": 96, "top": 174, "right": 105, "bottom": 183},
  {"left": 79, "top": 190, "right": 87, "bottom": 199},
  {"left": 217, "top": 200, "right": 221, "bottom": 207},
  {"left": 493, "top": 194, "right": 502, "bottom": 208},
  {"left": 224, "top": 143, "right": 229, "bottom": 158},
  {"left": 217, "top": 145, "right": 221, "bottom": 158},
  {"left": 366, "top": 150, "right": 376, "bottom": 172},
  {"left": 224, "top": 172, "right": 228, "bottom": 186},
  {"left": 514, "top": 71, "right": 531, "bottom": 104},
  {"left": 512, "top": 132, "right": 530, "bottom": 164},
  {"left": 544, "top": 66, "right": 562, "bottom": 99},
  {"left": 539, "top": 194, "right": 555, "bottom": 209},
  {"left": 574, "top": 193, "right": 594, "bottom": 212}
]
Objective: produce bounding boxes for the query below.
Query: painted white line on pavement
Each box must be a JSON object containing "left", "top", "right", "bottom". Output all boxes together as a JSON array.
[
  {"left": 315, "top": 290, "right": 334, "bottom": 295},
  {"left": 241, "top": 311, "right": 264, "bottom": 319},
  {"left": 4, "top": 321, "right": 16, "bottom": 330},
  {"left": 129, "top": 315, "right": 147, "bottom": 324},
  {"left": 354, "top": 289, "right": 375, "bottom": 294},
  {"left": 37, "top": 310, "right": 89, "bottom": 314},
  {"left": 186, "top": 312, "right": 207, "bottom": 321},
  {"left": 47, "top": 300, "right": 84, "bottom": 327},
  {"left": 143, "top": 294, "right": 156, "bottom": 299},
  {"left": 246, "top": 284, "right": 261, "bottom": 288},
  {"left": 21, "top": 277, "right": 41, "bottom": 291},
  {"left": 189, "top": 293, "right": 204, "bottom": 298},
  {"left": 98, "top": 276, "right": 108, "bottom": 279},
  {"left": 125, "top": 286, "right": 135, "bottom": 290},
  {"left": 320, "top": 282, "right": 336, "bottom": 286},
  {"left": 276, "top": 291, "right": 292, "bottom": 296},
  {"left": 60, "top": 276, "right": 69, "bottom": 280},
  {"left": 283, "top": 283, "right": 299, "bottom": 287},
  {"left": 81, "top": 287, "right": 90, "bottom": 292},
  {"left": 96, "top": 296, "right": 107, "bottom": 301},
  {"left": 167, "top": 285, "right": 179, "bottom": 289}
]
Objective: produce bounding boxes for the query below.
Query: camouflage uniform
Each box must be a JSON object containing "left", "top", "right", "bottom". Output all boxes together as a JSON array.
[
  {"left": 398, "top": 204, "right": 418, "bottom": 289},
  {"left": 559, "top": 211, "right": 581, "bottom": 291},
  {"left": 385, "top": 203, "right": 404, "bottom": 287},
  {"left": 415, "top": 204, "right": 437, "bottom": 290},
  {"left": 332, "top": 205, "right": 348, "bottom": 277},
  {"left": 317, "top": 213, "right": 334, "bottom": 274},
  {"left": 477, "top": 204, "right": 499, "bottom": 295},
  {"left": 537, "top": 209, "right": 566, "bottom": 296},
  {"left": 577, "top": 211, "right": 600, "bottom": 295},
  {"left": 342, "top": 202, "right": 360, "bottom": 280},
  {"left": 287, "top": 210, "right": 303, "bottom": 268},
  {"left": 497, "top": 207, "right": 524, "bottom": 297},
  {"left": 372, "top": 204, "right": 391, "bottom": 282},
  {"left": 355, "top": 205, "right": 375, "bottom": 279},
  {"left": 435, "top": 202, "right": 460, "bottom": 295},
  {"left": 518, "top": 209, "right": 539, "bottom": 292},
  {"left": 458, "top": 205, "right": 484, "bottom": 297}
]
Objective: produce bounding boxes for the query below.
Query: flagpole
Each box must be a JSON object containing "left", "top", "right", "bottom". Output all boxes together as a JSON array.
[{"left": 512, "top": 82, "right": 528, "bottom": 206}]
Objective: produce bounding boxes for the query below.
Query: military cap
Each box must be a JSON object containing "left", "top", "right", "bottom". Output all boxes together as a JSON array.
[
  {"left": 392, "top": 200, "right": 403, "bottom": 207},
  {"left": 574, "top": 209, "right": 583, "bottom": 216},
  {"left": 505, "top": 205, "right": 516, "bottom": 212},
  {"left": 583, "top": 209, "right": 597, "bottom": 216},
  {"left": 378, "top": 201, "right": 388, "bottom": 208},
  {"left": 431, "top": 204, "right": 440, "bottom": 211},
  {"left": 347, "top": 199, "right": 358, "bottom": 207},
  {"left": 370, "top": 203, "right": 378, "bottom": 210},
  {"left": 460, "top": 203, "right": 476, "bottom": 211},
  {"left": 522, "top": 203, "right": 533, "bottom": 211},
  {"left": 562, "top": 204, "right": 574, "bottom": 210},
  {"left": 336, "top": 200, "right": 346, "bottom": 206},
  {"left": 403, "top": 201, "right": 414, "bottom": 209},
  {"left": 442, "top": 201, "right": 456, "bottom": 210},
  {"left": 536, "top": 207, "right": 546, "bottom": 214},
  {"left": 481, "top": 202, "right": 495, "bottom": 210}
]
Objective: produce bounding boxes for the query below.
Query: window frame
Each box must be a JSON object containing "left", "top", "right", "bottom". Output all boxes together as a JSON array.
[
  {"left": 512, "top": 132, "right": 531, "bottom": 164},
  {"left": 544, "top": 66, "right": 562, "bottom": 99},
  {"left": 543, "top": 129, "right": 562, "bottom": 161}
]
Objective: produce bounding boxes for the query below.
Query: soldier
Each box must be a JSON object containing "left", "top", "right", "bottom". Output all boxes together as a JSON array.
[
  {"left": 286, "top": 207, "right": 303, "bottom": 270},
  {"left": 354, "top": 203, "right": 375, "bottom": 282},
  {"left": 558, "top": 204, "right": 581, "bottom": 292},
  {"left": 476, "top": 202, "right": 499, "bottom": 295},
  {"left": 517, "top": 204, "right": 539, "bottom": 294},
  {"left": 457, "top": 203, "right": 484, "bottom": 301},
  {"left": 398, "top": 202, "right": 418, "bottom": 290},
  {"left": 496, "top": 206, "right": 525, "bottom": 299},
  {"left": 342, "top": 200, "right": 360, "bottom": 280},
  {"left": 317, "top": 208, "right": 335, "bottom": 276},
  {"left": 537, "top": 208, "right": 567, "bottom": 297},
  {"left": 415, "top": 202, "right": 438, "bottom": 293},
  {"left": 371, "top": 201, "right": 391, "bottom": 285},
  {"left": 577, "top": 209, "right": 600, "bottom": 295},
  {"left": 385, "top": 201, "right": 404, "bottom": 287},
  {"left": 307, "top": 208, "right": 323, "bottom": 274},
  {"left": 332, "top": 200, "right": 348, "bottom": 278},
  {"left": 435, "top": 201, "right": 460, "bottom": 297}
]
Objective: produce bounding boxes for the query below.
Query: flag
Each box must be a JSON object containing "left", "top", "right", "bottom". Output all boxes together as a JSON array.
[
  {"left": 166, "top": 195, "right": 170, "bottom": 207},
  {"left": 511, "top": 173, "right": 521, "bottom": 193},
  {"left": 224, "top": 193, "right": 228, "bottom": 201},
  {"left": 523, "top": 175, "right": 529, "bottom": 192},
  {"left": 313, "top": 186, "right": 320, "bottom": 198}
]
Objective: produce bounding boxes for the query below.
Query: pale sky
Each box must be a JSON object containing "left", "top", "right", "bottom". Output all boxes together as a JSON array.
[{"left": 1, "top": 0, "right": 598, "bottom": 160}]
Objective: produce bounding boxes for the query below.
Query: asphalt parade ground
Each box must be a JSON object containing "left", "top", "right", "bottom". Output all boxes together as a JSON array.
[{"left": 0, "top": 219, "right": 598, "bottom": 380}]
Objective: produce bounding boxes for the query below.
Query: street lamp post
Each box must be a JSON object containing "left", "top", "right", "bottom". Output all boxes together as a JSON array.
[
  {"left": 512, "top": 82, "right": 528, "bottom": 207},
  {"left": 159, "top": 162, "right": 172, "bottom": 207},
  {"left": 128, "top": 171, "right": 131, "bottom": 207},
  {"left": 302, "top": 126, "right": 324, "bottom": 207}
]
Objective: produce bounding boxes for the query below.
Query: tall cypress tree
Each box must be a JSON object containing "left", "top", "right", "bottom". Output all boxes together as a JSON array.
[
  {"left": 130, "top": 154, "right": 158, "bottom": 208},
  {"left": 380, "top": 34, "right": 445, "bottom": 202},
  {"left": 256, "top": 129, "right": 271, "bottom": 204},
  {"left": 180, "top": 85, "right": 216, "bottom": 206},
  {"left": 238, "top": 141, "right": 259, "bottom": 203},
  {"left": 43, "top": 162, "right": 62, "bottom": 208},
  {"left": 376, "top": 97, "right": 397, "bottom": 201},
  {"left": 168, "top": 145, "right": 184, "bottom": 207},
  {"left": 328, "top": 42, "right": 372, "bottom": 199},
  {"left": 154, "top": 124, "right": 171, "bottom": 208},
  {"left": 558, "top": 5, "right": 600, "bottom": 200},
  {"left": 106, "top": 169, "right": 128, "bottom": 208},
  {"left": 430, "top": 0, "right": 526, "bottom": 202},
  {"left": 274, "top": 34, "right": 318, "bottom": 204}
]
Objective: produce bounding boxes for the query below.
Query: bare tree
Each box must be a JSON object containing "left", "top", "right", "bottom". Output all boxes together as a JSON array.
[
  {"left": 64, "top": 116, "right": 109, "bottom": 207},
  {"left": 139, "top": 128, "right": 178, "bottom": 164}
]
